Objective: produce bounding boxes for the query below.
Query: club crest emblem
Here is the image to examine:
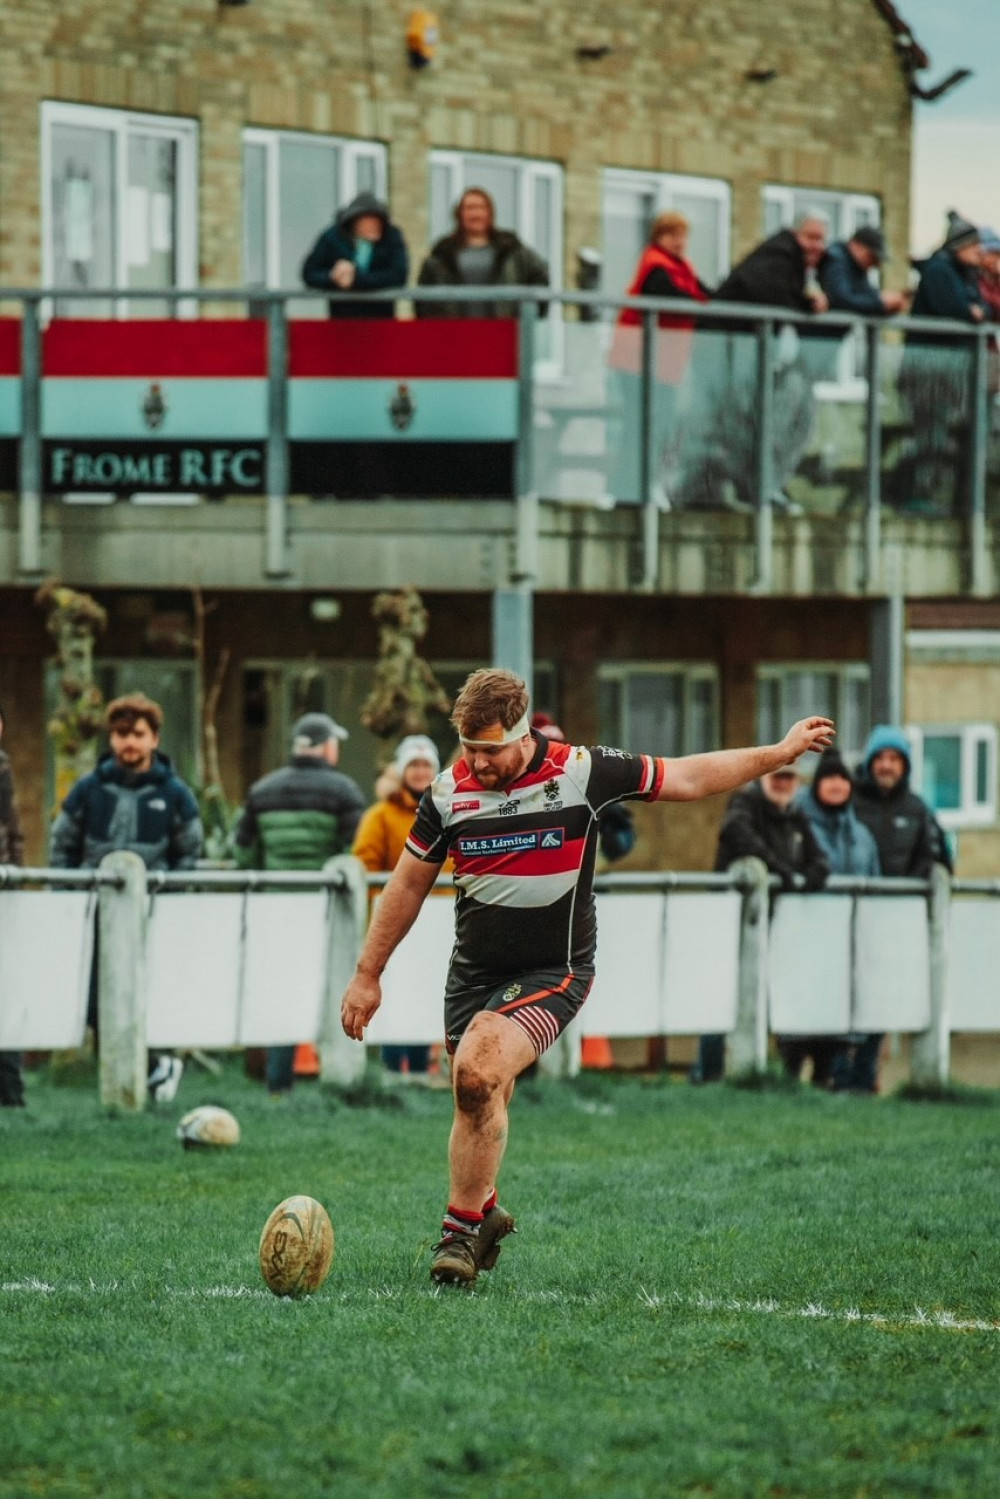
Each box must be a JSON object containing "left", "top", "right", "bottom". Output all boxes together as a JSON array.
[
  {"left": 389, "top": 382, "right": 415, "bottom": 431},
  {"left": 502, "top": 983, "right": 522, "bottom": 1003},
  {"left": 142, "top": 382, "right": 167, "bottom": 430}
]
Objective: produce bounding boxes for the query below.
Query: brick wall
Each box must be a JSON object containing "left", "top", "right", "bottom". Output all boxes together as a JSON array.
[{"left": 0, "top": 0, "right": 913, "bottom": 291}]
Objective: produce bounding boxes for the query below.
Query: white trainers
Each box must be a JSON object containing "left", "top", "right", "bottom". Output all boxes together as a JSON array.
[{"left": 148, "top": 1055, "right": 184, "bottom": 1103}]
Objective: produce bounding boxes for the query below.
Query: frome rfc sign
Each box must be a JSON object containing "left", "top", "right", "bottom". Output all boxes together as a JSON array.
[{"left": 45, "top": 442, "right": 264, "bottom": 494}]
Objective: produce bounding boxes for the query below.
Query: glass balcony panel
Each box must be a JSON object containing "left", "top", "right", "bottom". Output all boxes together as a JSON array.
[{"left": 880, "top": 329, "right": 976, "bottom": 519}]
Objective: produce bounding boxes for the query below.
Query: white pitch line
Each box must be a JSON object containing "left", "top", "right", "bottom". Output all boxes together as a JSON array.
[{"left": 2, "top": 1278, "right": 999, "bottom": 1332}]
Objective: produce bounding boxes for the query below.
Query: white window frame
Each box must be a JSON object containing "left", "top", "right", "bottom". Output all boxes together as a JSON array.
[
  {"left": 602, "top": 167, "right": 731, "bottom": 288},
  {"left": 597, "top": 662, "right": 720, "bottom": 757},
  {"left": 428, "top": 149, "right": 564, "bottom": 378},
  {"left": 906, "top": 723, "right": 998, "bottom": 830},
  {"left": 756, "top": 662, "right": 870, "bottom": 761},
  {"left": 41, "top": 101, "right": 199, "bottom": 318},
  {"left": 242, "top": 127, "right": 387, "bottom": 292},
  {"left": 762, "top": 185, "right": 882, "bottom": 400}
]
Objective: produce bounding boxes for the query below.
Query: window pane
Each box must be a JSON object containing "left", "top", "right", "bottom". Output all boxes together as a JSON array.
[
  {"left": 687, "top": 676, "right": 716, "bottom": 753},
  {"left": 597, "top": 677, "right": 622, "bottom": 745},
  {"left": 280, "top": 138, "right": 339, "bottom": 316},
  {"left": 626, "top": 673, "right": 683, "bottom": 757},
  {"left": 757, "top": 677, "right": 782, "bottom": 744},
  {"left": 51, "top": 123, "right": 116, "bottom": 317},
  {"left": 126, "top": 133, "right": 178, "bottom": 315},
  {"left": 841, "top": 672, "right": 871, "bottom": 760},
  {"left": 354, "top": 153, "right": 377, "bottom": 196},
  {"left": 243, "top": 142, "right": 267, "bottom": 287},
  {"left": 922, "top": 734, "right": 962, "bottom": 811},
  {"left": 670, "top": 191, "right": 723, "bottom": 287},
  {"left": 603, "top": 183, "right": 655, "bottom": 306},
  {"left": 975, "top": 738, "right": 990, "bottom": 806},
  {"left": 430, "top": 161, "right": 453, "bottom": 242},
  {"left": 532, "top": 174, "right": 553, "bottom": 264}
]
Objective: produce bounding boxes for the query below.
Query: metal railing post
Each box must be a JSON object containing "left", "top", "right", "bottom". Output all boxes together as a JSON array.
[
  {"left": 640, "top": 309, "right": 660, "bottom": 592},
  {"left": 753, "top": 321, "right": 775, "bottom": 593},
  {"left": 909, "top": 863, "right": 952, "bottom": 1088},
  {"left": 728, "top": 857, "right": 771, "bottom": 1076},
  {"left": 318, "top": 855, "right": 370, "bottom": 1087},
  {"left": 97, "top": 851, "right": 149, "bottom": 1111},
  {"left": 265, "top": 297, "right": 290, "bottom": 578},
  {"left": 18, "top": 298, "right": 43, "bottom": 577},
  {"left": 967, "top": 331, "right": 988, "bottom": 597},
  {"left": 502, "top": 300, "right": 539, "bottom": 694},
  {"left": 862, "top": 322, "right": 882, "bottom": 591}
]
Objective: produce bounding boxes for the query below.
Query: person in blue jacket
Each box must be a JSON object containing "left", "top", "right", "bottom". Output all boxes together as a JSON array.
[
  {"left": 795, "top": 747, "right": 881, "bottom": 1090},
  {"left": 819, "top": 226, "right": 906, "bottom": 317},
  {"left": 302, "top": 192, "right": 409, "bottom": 319}
]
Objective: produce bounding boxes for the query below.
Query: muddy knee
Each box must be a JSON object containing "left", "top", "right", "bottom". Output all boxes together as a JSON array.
[{"left": 453, "top": 1058, "right": 496, "bottom": 1120}]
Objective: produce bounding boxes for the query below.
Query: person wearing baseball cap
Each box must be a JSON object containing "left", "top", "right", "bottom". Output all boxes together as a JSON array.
[
  {"left": 352, "top": 733, "right": 448, "bottom": 1080},
  {"left": 819, "top": 224, "right": 906, "bottom": 316},
  {"left": 232, "top": 709, "right": 365, "bottom": 1095}
]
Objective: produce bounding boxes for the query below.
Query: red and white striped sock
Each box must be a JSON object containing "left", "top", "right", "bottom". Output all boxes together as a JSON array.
[{"left": 441, "top": 1204, "right": 483, "bottom": 1241}]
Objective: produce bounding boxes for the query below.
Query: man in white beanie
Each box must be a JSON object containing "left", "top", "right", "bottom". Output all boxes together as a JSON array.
[{"left": 352, "top": 733, "right": 447, "bottom": 1077}]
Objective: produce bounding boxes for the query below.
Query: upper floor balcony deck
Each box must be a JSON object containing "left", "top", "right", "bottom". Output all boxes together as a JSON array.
[{"left": 1, "top": 286, "right": 997, "bottom": 599}]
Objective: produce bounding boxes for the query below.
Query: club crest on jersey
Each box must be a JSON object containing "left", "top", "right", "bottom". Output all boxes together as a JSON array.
[
  {"left": 502, "top": 983, "right": 522, "bottom": 1003},
  {"left": 542, "top": 778, "right": 562, "bottom": 808}
]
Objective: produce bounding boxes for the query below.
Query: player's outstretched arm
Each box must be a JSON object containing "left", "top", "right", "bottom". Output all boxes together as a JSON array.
[
  {"left": 656, "top": 717, "right": 835, "bottom": 803},
  {"left": 341, "top": 850, "right": 441, "bottom": 1040}
]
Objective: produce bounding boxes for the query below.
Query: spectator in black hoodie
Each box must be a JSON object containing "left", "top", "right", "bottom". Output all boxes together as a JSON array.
[{"left": 302, "top": 193, "right": 409, "bottom": 319}]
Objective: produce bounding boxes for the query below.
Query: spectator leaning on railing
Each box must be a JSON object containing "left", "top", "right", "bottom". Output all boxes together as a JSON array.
[
  {"left": 301, "top": 192, "right": 409, "bottom": 319},
  {"left": 415, "top": 187, "right": 549, "bottom": 319},
  {"left": 818, "top": 226, "right": 906, "bottom": 317}
]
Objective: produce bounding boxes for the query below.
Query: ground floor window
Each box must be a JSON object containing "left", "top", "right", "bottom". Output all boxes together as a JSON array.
[
  {"left": 906, "top": 724, "right": 998, "bottom": 829},
  {"left": 597, "top": 665, "right": 719, "bottom": 758},
  {"left": 756, "top": 664, "right": 870, "bottom": 765}
]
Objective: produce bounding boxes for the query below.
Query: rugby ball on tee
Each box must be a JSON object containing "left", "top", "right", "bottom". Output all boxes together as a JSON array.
[
  {"left": 176, "top": 1105, "right": 241, "bottom": 1149},
  {"left": 259, "top": 1195, "right": 335, "bottom": 1298}
]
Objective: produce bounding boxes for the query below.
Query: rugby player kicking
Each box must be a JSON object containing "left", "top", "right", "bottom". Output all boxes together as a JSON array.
[{"left": 341, "top": 667, "right": 834, "bottom": 1286}]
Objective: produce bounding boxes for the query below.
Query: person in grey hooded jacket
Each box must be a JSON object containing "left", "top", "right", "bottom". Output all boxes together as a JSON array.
[{"left": 302, "top": 193, "right": 409, "bottom": 319}]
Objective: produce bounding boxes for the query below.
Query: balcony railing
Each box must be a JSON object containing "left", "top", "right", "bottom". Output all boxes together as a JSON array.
[{"left": 2, "top": 284, "right": 996, "bottom": 593}]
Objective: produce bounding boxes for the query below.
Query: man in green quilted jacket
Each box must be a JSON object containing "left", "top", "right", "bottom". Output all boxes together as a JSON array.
[{"left": 233, "top": 712, "right": 366, "bottom": 1094}]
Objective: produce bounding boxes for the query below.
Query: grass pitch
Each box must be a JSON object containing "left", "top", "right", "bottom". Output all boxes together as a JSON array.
[{"left": 2, "top": 1062, "right": 999, "bottom": 1498}]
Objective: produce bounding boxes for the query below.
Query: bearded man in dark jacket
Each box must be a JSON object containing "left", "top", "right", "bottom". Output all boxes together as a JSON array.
[{"left": 848, "top": 724, "right": 951, "bottom": 1092}]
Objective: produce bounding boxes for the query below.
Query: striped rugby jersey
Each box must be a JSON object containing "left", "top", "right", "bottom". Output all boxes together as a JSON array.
[{"left": 406, "top": 733, "right": 665, "bottom": 993}]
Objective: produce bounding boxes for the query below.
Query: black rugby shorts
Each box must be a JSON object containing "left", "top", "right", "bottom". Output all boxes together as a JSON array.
[{"left": 444, "top": 966, "right": 595, "bottom": 1057}]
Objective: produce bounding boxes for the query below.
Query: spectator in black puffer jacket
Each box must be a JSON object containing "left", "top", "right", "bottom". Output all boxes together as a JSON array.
[
  {"left": 415, "top": 187, "right": 549, "bottom": 320},
  {"left": 50, "top": 692, "right": 203, "bottom": 1102}
]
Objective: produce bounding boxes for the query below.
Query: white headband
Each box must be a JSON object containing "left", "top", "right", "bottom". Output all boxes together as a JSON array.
[{"left": 459, "top": 713, "right": 531, "bottom": 748}]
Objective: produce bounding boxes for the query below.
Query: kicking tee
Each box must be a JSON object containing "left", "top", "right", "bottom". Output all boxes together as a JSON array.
[{"left": 405, "top": 733, "right": 665, "bottom": 993}]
